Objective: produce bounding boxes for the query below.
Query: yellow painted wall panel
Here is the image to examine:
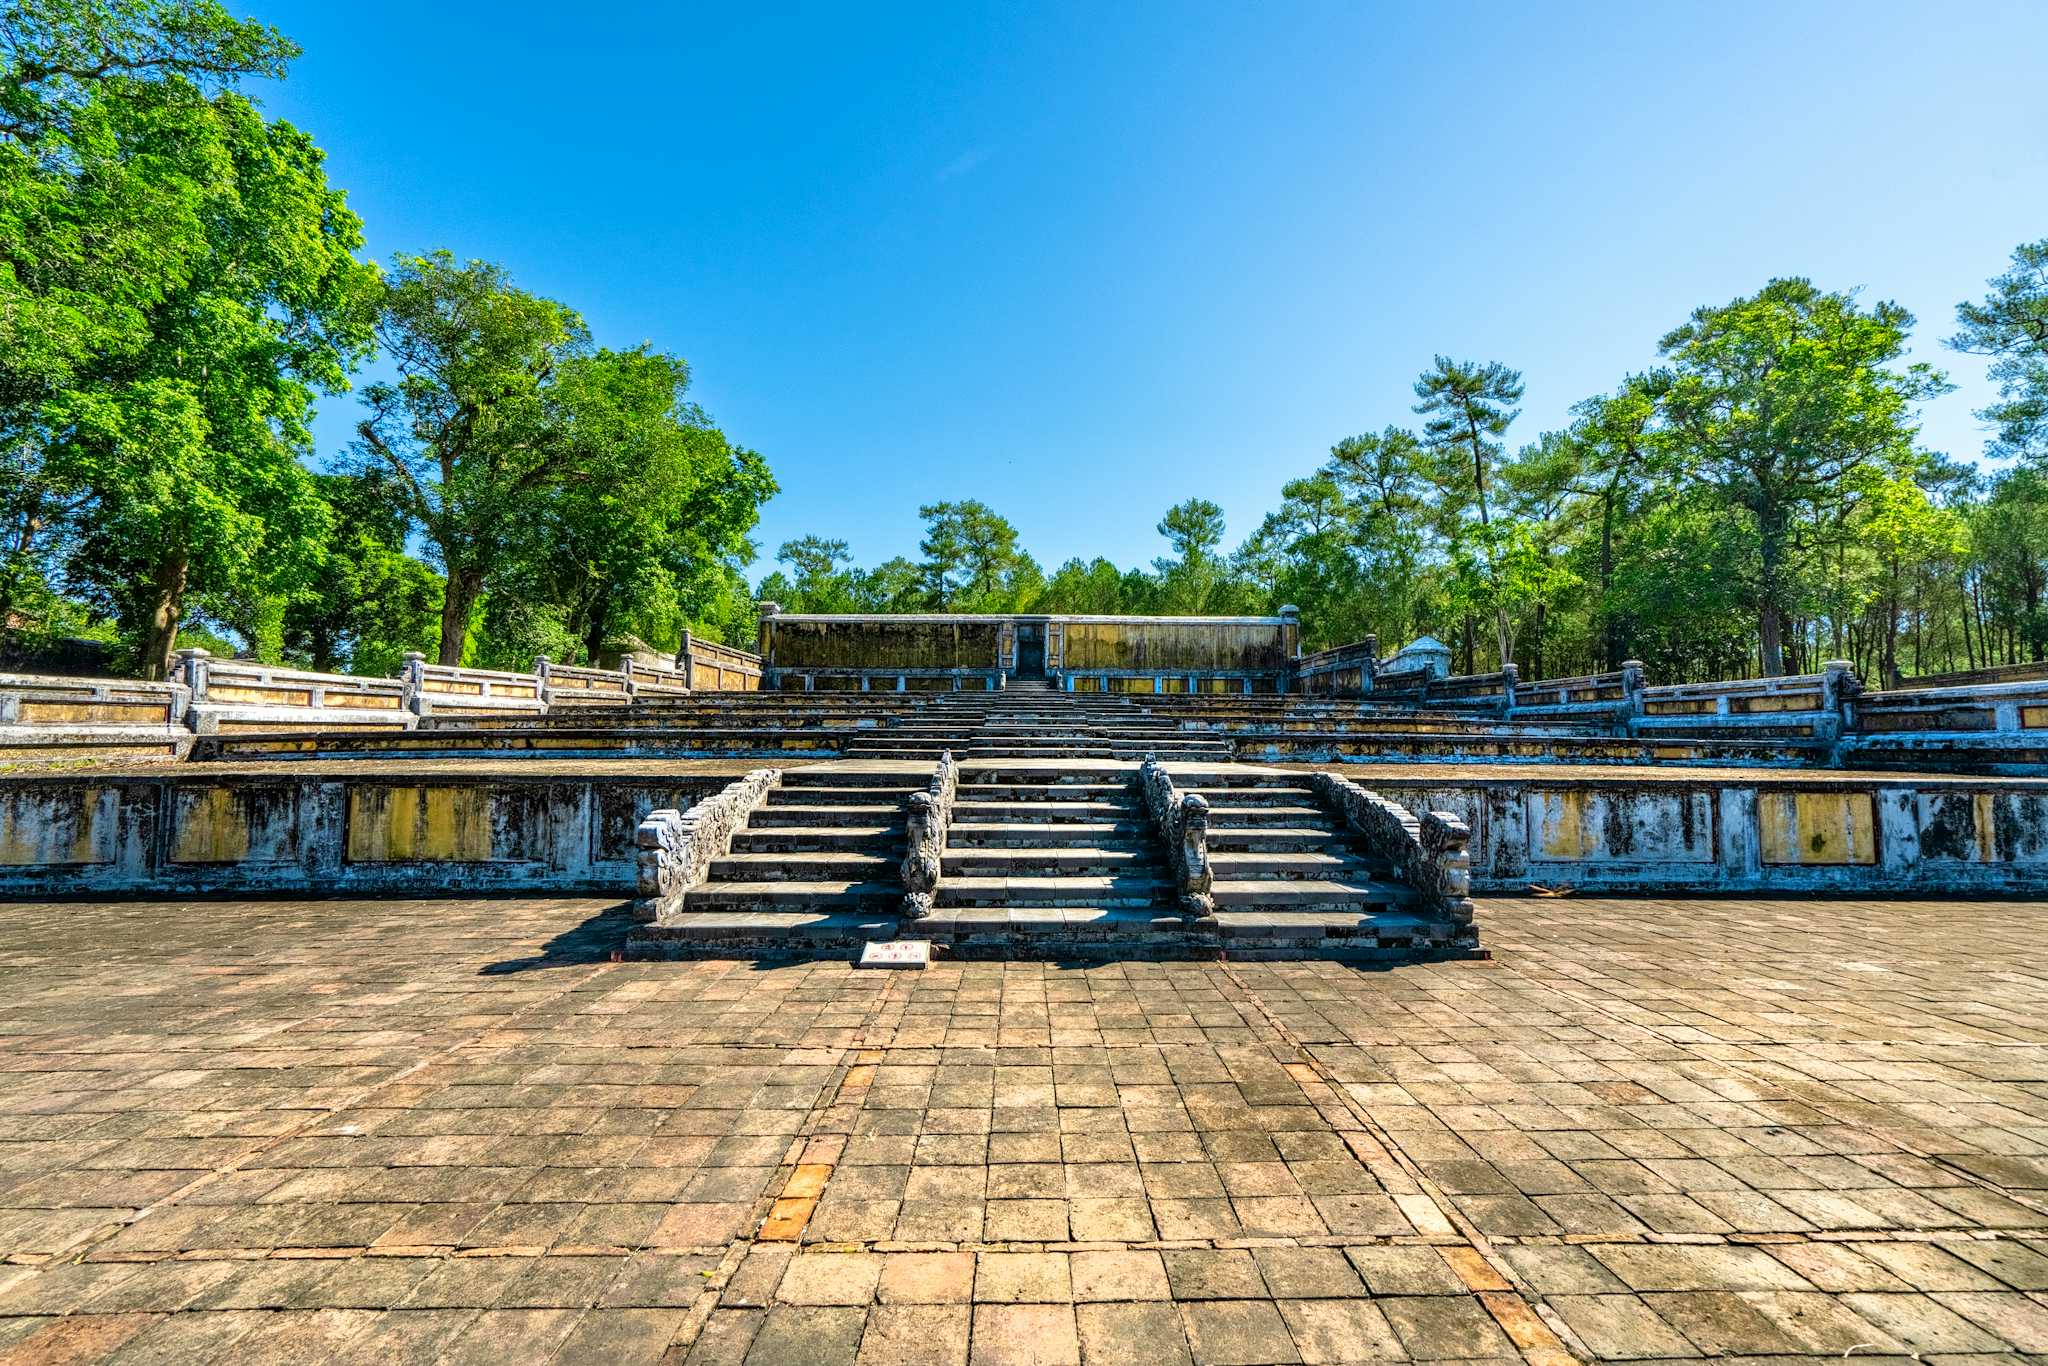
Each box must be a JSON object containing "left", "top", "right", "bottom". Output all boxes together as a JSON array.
[
  {"left": 169, "top": 787, "right": 250, "bottom": 864},
  {"left": 0, "top": 789, "right": 110, "bottom": 865},
  {"left": 1733, "top": 692, "right": 1823, "bottom": 714},
  {"left": 347, "top": 786, "right": 493, "bottom": 862},
  {"left": 2023, "top": 705, "right": 2047, "bottom": 729},
  {"left": 1759, "top": 792, "right": 1876, "bottom": 865}
]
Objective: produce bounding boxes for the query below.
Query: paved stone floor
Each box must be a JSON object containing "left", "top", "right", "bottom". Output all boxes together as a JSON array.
[{"left": 0, "top": 896, "right": 2045, "bottom": 1363}]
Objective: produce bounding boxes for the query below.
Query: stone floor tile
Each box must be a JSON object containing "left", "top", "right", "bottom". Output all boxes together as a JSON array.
[
  {"left": 976, "top": 1252, "right": 1072, "bottom": 1304},
  {"left": 747, "top": 1305, "right": 869, "bottom": 1365},
  {"left": 858, "top": 1303, "right": 972, "bottom": 1365},
  {"left": 781, "top": 1251, "right": 884, "bottom": 1306},
  {"left": 1546, "top": 1293, "right": 1699, "bottom": 1360},
  {"left": 1070, "top": 1250, "right": 1170, "bottom": 1303},
  {"left": 1247, "top": 1249, "right": 1361, "bottom": 1300},
  {"left": 1342, "top": 1246, "right": 1464, "bottom": 1297},
  {"left": 1273, "top": 1298, "right": 1403, "bottom": 1364},
  {"left": 1376, "top": 1295, "right": 1514, "bottom": 1360},
  {"left": 1177, "top": 1299, "right": 1301, "bottom": 1366},
  {"left": 1163, "top": 1250, "right": 1266, "bottom": 1301},
  {"left": 1075, "top": 1302, "right": 1193, "bottom": 1365},
  {"left": 879, "top": 1252, "right": 977, "bottom": 1305},
  {"left": 971, "top": 1303, "right": 1081, "bottom": 1366}
]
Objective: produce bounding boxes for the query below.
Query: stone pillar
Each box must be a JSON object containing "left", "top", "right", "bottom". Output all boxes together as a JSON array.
[
  {"left": 401, "top": 651, "right": 427, "bottom": 715},
  {"left": 1821, "top": 659, "right": 1858, "bottom": 744},
  {"left": 173, "top": 648, "right": 211, "bottom": 701}
]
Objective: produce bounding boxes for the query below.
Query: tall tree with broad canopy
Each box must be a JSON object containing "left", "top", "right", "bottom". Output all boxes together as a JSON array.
[
  {"left": 1951, "top": 239, "right": 2048, "bottom": 465},
  {"left": 354, "top": 253, "right": 588, "bottom": 666},
  {"left": 1413, "top": 357, "right": 1523, "bottom": 668},
  {"left": 1, "top": 0, "right": 378, "bottom": 676},
  {"left": 917, "top": 500, "right": 1035, "bottom": 609},
  {"left": 1656, "top": 278, "right": 1948, "bottom": 675}
]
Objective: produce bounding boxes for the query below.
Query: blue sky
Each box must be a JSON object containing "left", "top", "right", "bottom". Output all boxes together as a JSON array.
[{"left": 254, "top": 1, "right": 2048, "bottom": 579}]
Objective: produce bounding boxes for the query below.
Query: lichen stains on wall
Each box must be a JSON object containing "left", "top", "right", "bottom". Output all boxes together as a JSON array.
[
  {"left": 1759, "top": 791, "right": 1876, "bottom": 866},
  {"left": 345, "top": 786, "right": 493, "bottom": 862},
  {"left": 1527, "top": 788, "right": 1715, "bottom": 864},
  {"left": 0, "top": 786, "right": 112, "bottom": 865}
]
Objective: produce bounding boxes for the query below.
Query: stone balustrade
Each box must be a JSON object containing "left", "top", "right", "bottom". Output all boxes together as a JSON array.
[
  {"left": 634, "top": 768, "right": 782, "bottom": 922},
  {"left": 1138, "top": 756, "right": 1214, "bottom": 918},
  {"left": 900, "top": 750, "right": 959, "bottom": 919},
  {"left": 1312, "top": 772, "right": 1475, "bottom": 931}
]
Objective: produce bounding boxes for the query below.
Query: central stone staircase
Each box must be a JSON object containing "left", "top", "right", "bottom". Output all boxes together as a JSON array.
[
  {"left": 633, "top": 746, "right": 1472, "bottom": 959},
  {"left": 843, "top": 678, "right": 1232, "bottom": 762}
]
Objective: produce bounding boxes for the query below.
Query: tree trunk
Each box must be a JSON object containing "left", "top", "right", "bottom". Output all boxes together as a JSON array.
[
  {"left": 1599, "top": 492, "right": 1619, "bottom": 671},
  {"left": 1756, "top": 497, "right": 1788, "bottom": 676},
  {"left": 142, "top": 553, "right": 189, "bottom": 681},
  {"left": 438, "top": 566, "right": 483, "bottom": 667}
]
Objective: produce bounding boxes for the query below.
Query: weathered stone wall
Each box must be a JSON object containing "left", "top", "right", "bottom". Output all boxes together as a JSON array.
[
  {"left": 1356, "top": 771, "right": 2048, "bottom": 894},
  {"left": 0, "top": 771, "right": 734, "bottom": 897}
]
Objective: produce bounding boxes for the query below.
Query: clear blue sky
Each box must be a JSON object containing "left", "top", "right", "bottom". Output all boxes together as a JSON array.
[{"left": 254, "top": 1, "right": 2048, "bottom": 580}]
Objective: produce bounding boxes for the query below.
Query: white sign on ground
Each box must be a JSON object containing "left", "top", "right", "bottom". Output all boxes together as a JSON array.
[{"left": 858, "top": 939, "right": 931, "bottom": 969}]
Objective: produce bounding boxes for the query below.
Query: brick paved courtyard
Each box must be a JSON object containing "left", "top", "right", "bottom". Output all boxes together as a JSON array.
[{"left": 1, "top": 896, "right": 2045, "bottom": 1363}]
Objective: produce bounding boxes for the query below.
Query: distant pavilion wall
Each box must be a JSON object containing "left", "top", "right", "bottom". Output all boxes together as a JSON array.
[{"left": 755, "top": 606, "right": 1301, "bottom": 694}]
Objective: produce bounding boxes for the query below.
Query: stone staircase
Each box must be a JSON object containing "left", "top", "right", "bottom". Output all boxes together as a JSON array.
[
  {"left": 631, "top": 754, "right": 1470, "bottom": 960},
  {"left": 843, "top": 678, "right": 1232, "bottom": 762},
  {"left": 1182, "top": 770, "right": 1439, "bottom": 950},
  {"left": 666, "top": 768, "right": 919, "bottom": 919}
]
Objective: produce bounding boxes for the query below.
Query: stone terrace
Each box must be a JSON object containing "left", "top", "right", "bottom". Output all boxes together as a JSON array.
[{"left": 1, "top": 897, "right": 2046, "bottom": 1362}]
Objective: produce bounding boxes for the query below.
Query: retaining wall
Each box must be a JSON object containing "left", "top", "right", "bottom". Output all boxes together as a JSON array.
[{"left": 0, "top": 769, "right": 733, "bottom": 897}]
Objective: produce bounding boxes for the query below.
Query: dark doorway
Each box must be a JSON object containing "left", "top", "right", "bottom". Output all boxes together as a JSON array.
[{"left": 1015, "top": 624, "right": 1045, "bottom": 677}]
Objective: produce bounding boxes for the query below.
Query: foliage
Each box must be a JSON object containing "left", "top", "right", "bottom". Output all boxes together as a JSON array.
[
  {"left": 1951, "top": 239, "right": 2048, "bottom": 464},
  {"left": 1, "top": 0, "right": 377, "bottom": 676}
]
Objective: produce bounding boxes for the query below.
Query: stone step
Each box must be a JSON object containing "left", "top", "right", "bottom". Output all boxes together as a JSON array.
[
  {"left": 942, "top": 848, "right": 1159, "bottom": 877},
  {"left": 946, "top": 821, "right": 1146, "bottom": 847},
  {"left": 1197, "top": 805, "right": 1328, "bottom": 827},
  {"left": 683, "top": 879, "right": 902, "bottom": 911},
  {"left": 732, "top": 826, "right": 900, "bottom": 853},
  {"left": 953, "top": 782, "right": 1130, "bottom": 801},
  {"left": 761, "top": 803, "right": 904, "bottom": 826},
  {"left": 934, "top": 875, "right": 1172, "bottom": 909},
  {"left": 1198, "top": 789, "right": 1319, "bottom": 808},
  {"left": 1210, "top": 877, "right": 1414, "bottom": 909},
  {"left": 762, "top": 786, "right": 920, "bottom": 806},
  {"left": 953, "top": 801, "right": 1134, "bottom": 823},
  {"left": 710, "top": 851, "right": 895, "bottom": 882},
  {"left": 1208, "top": 851, "right": 1383, "bottom": 880},
  {"left": 781, "top": 769, "right": 934, "bottom": 788},
  {"left": 1205, "top": 827, "right": 1349, "bottom": 852}
]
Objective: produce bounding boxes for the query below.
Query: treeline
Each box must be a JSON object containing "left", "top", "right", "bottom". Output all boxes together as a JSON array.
[
  {"left": 0, "top": 2, "right": 772, "bottom": 679},
  {"left": 764, "top": 269, "right": 2048, "bottom": 684},
  {"left": 6, "top": 7, "right": 2046, "bottom": 689}
]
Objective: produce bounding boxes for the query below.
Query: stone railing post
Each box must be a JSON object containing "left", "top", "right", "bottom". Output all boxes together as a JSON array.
[
  {"left": 676, "top": 629, "right": 694, "bottom": 689},
  {"left": 1499, "top": 662, "right": 1518, "bottom": 714},
  {"left": 1821, "top": 659, "right": 1858, "bottom": 743},
  {"left": 401, "top": 651, "right": 427, "bottom": 715},
  {"left": 533, "top": 656, "right": 553, "bottom": 712},
  {"left": 901, "top": 751, "right": 958, "bottom": 920},
  {"left": 1620, "top": 659, "right": 1646, "bottom": 729},
  {"left": 174, "top": 647, "right": 210, "bottom": 701}
]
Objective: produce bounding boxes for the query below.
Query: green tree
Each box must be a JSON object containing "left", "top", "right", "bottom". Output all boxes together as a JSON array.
[
  {"left": 510, "top": 348, "right": 772, "bottom": 662},
  {"left": 1153, "top": 498, "right": 1227, "bottom": 613},
  {"left": 1655, "top": 279, "right": 1947, "bottom": 675},
  {"left": 281, "top": 472, "right": 440, "bottom": 674},
  {"left": 1951, "top": 239, "right": 2048, "bottom": 464},
  {"left": 355, "top": 253, "right": 586, "bottom": 665},
  {"left": 775, "top": 535, "right": 854, "bottom": 611},
  {"left": 2, "top": 0, "right": 377, "bottom": 675},
  {"left": 917, "top": 499, "right": 1033, "bottom": 608},
  {"left": 1413, "top": 357, "right": 1524, "bottom": 667}
]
